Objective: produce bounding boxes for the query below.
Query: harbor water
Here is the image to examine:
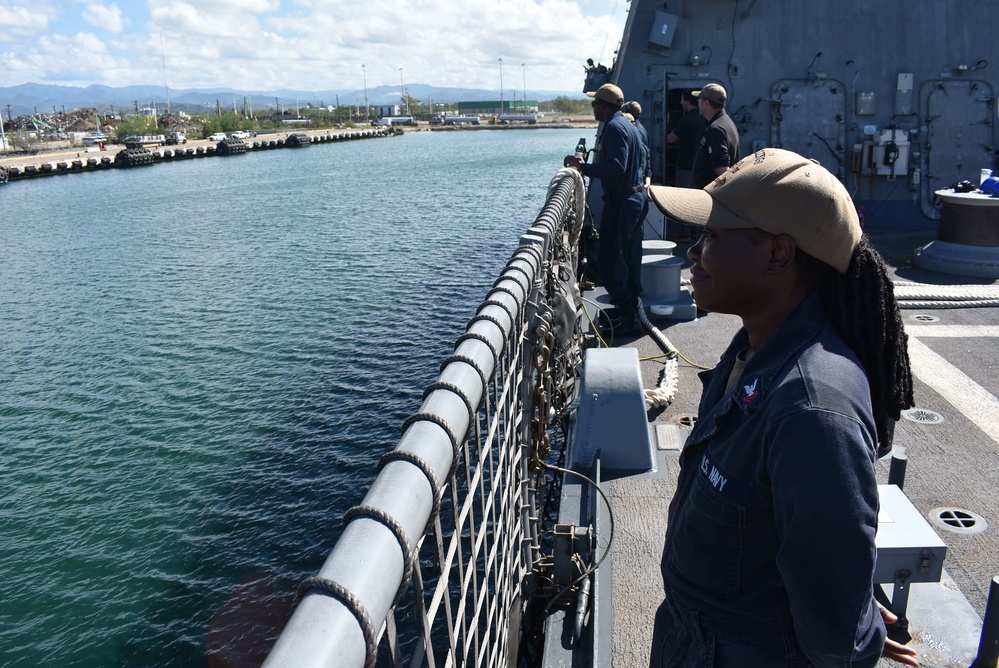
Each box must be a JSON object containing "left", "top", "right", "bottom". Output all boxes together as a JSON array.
[{"left": 0, "top": 129, "right": 581, "bottom": 666}]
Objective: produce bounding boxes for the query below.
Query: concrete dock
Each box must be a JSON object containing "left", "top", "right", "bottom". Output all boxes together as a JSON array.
[{"left": 0, "top": 127, "right": 392, "bottom": 182}]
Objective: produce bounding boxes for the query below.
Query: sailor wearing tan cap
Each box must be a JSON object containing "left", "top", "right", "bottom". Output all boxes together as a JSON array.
[
  {"left": 646, "top": 150, "right": 918, "bottom": 667},
  {"left": 564, "top": 83, "right": 647, "bottom": 333},
  {"left": 690, "top": 82, "right": 741, "bottom": 189}
]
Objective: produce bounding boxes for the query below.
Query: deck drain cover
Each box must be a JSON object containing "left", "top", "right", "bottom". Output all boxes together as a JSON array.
[
  {"left": 673, "top": 413, "right": 698, "bottom": 428},
  {"left": 909, "top": 314, "right": 940, "bottom": 323},
  {"left": 929, "top": 507, "right": 988, "bottom": 535},
  {"left": 901, "top": 407, "right": 944, "bottom": 424}
]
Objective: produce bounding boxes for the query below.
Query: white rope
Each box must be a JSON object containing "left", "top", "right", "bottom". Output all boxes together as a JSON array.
[
  {"left": 644, "top": 356, "right": 679, "bottom": 408},
  {"left": 893, "top": 282, "right": 999, "bottom": 307},
  {"left": 636, "top": 297, "right": 681, "bottom": 408},
  {"left": 896, "top": 299, "right": 999, "bottom": 309},
  {"left": 549, "top": 167, "right": 586, "bottom": 216}
]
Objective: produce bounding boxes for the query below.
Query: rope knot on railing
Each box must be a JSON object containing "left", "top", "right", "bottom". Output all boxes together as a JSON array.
[
  {"left": 378, "top": 449, "right": 442, "bottom": 531},
  {"left": 343, "top": 505, "right": 417, "bottom": 605},
  {"left": 298, "top": 576, "right": 378, "bottom": 668}
]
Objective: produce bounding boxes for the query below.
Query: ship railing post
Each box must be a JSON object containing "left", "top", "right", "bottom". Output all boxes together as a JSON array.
[{"left": 887, "top": 445, "right": 908, "bottom": 491}]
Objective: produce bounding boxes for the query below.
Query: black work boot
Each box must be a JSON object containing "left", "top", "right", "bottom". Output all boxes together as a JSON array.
[
  {"left": 600, "top": 300, "right": 639, "bottom": 338},
  {"left": 618, "top": 296, "right": 640, "bottom": 335}
]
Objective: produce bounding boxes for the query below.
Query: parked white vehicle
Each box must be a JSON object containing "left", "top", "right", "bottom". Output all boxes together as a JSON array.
[
  {"left": 208, "top": 132, "right": 227, "bottom": 141},
  {"left": 230, "top": 130, "right": 251, "bottom": 139}
]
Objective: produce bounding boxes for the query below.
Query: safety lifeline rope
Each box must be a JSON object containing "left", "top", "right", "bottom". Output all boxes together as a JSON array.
[
  {"left": 893, "top": 282, "right": 999, "bottom": 309},
  {"left": 636, "top": 297, "right": 681, "bottom": 409}
]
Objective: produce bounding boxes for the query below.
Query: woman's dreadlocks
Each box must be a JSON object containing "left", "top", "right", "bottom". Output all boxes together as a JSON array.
[{"left": 799, "top": 235, "right": 914, "bottom": 451}]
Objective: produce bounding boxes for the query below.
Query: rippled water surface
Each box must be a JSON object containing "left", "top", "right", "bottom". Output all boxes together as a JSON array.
[{"left": 0, "top": 129, "right": 580, "bottom": 665}]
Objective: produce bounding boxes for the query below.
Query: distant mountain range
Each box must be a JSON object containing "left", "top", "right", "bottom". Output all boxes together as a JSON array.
[{"left": 1, "top": 82, "right": 584, "bottom": 117}]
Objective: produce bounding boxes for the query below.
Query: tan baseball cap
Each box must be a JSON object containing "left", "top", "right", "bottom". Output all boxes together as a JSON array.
[
  {"left": 692, "top": 83, "right": 727, "bottom": 105},
  {"left": 586, "top": 83, "right": 625, "bottom": 107},
  {"left": 647, "top": 149, "right": 862, "bottom": 273},
  {"left": 622, "top": 100, "right": 642, "bottom": 116}
]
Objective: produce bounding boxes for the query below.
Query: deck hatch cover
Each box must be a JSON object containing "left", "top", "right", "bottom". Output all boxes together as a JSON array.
[
  {"left": 929, "top": 507, "right": 988, "bottom": 535},
  {"left": 901, "top": 407, "right": 944, "bottom": 424}
]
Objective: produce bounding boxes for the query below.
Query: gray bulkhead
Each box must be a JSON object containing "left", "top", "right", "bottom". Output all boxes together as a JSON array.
[{"left": 599, "top": 0, "right": 997, "bottom": 229}]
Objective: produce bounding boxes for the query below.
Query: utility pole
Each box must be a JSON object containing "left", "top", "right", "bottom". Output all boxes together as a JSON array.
[
  {"left": 160, "top": 30, "right": 171, "bottom": 113},
  {"left": 0, "top": 101, "right": 8, "bottom": 152},
  {"left": 498, "top": 58, "right": 504, "bottom": 115},
  {"left": 522, "top": 63, "right": 527, "bottom": 112},
  {"left": 336, "top": 94, "right": 341, "bottom": 124},
  {"left": 399, "top": 67, "right": 409, "bottom": 116},
  {"left": 361, "top": 64, "right": 369, "bottom": 120}
]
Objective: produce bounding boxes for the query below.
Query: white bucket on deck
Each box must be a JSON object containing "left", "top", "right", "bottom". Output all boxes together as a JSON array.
[
  {"left": 642, "top": 239, "right": 677, "bottom": 257},
  {"left": 641, "top": 255, "right": 684, "bottom": 302}
]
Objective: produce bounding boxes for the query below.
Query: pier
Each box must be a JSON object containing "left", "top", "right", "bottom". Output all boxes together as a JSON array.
[{"left": 0, "top": 127, "right": 394, "bottom": 184}]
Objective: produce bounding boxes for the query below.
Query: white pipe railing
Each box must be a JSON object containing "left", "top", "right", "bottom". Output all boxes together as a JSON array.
[{"left": 265, "top": 168, "right": 585, "bottom": 667}]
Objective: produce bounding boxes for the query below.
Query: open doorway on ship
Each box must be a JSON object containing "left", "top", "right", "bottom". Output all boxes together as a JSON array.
[
  {"left": 662, "top": 84, "right": 688, "bottom": 187},
  {"left": 653, "top": 82, "right": 700, "bottom": 240}
]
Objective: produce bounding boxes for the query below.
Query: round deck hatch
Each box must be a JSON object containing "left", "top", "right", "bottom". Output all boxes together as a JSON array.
[{"left": 929, "top": 507, "right": 988, "bottom": 534}]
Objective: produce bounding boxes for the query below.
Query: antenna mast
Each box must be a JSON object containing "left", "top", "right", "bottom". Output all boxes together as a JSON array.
[{"left": 160, "top": 31, "right": 171, "bottom": 113}]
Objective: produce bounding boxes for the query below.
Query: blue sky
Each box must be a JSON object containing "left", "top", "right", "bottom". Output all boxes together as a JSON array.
[{"left": 0, "top": 0, "right": 625, "bottom": 93}]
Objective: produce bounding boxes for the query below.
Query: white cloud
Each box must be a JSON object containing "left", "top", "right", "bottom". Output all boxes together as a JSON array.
[
  {"left": 211, "top": 0, "right": 281, "bottom": 12},
  {"left": 0, "top": 0, "right": 625, "bottom": 93},
  {"left": 82, "top": 3, "right": 127, "bottom": 33},
  {"left": 6, "top": 32, "right": 119, "bottom": 85},
  {"left": 165, "top": 0, "right": 280, "bottom": 12},
  {"left": 0, "top": 2, "right": 56, "bottom": 31}
]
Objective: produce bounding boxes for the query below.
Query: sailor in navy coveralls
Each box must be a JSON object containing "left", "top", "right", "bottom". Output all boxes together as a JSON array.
[
  {"left": 647, "top": 150, "right": 919, "bottom": 667},
  {"left": 565, "top": 83, "right": 647, "bottom": 332}
]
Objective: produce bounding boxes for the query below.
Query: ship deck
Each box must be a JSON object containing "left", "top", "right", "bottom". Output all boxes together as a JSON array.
[{"left": 587, "top": 227, "right": 999, "bottom": 667}]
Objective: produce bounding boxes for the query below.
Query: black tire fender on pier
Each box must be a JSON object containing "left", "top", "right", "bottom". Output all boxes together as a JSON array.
[
  {"left": 286, "top": 132, "right": 311, "bottom": 147},
  {"left": 114, "top": 147, "right": 155, "bottom": 168},
  {"left": 216, "top": 137, "right": 247, "bottom": 156}
]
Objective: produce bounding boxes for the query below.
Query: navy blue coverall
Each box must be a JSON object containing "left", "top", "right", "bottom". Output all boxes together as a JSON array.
[
  {"left": 650, "top": 295, "right": 886, "bottom": 667},
  {"left": 580, "top": 109, "right": 647, "bottom": 310}
]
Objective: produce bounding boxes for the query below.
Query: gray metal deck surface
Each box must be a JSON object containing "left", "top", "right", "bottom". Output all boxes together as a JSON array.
[{"left": 594, "top": 230, "right": 998, "bottom": 667}]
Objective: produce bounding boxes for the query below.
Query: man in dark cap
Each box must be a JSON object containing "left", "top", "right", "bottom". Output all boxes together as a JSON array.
[
  {"left": 645, "top": 149, "right": 919, "bottom": 667},
  {"left": 564, "top": 83, "right": 647, "bottom": 334},
  {"left": 690, "top": 82, "right": 740, "bottom": 189},
  {"left": 667, "top": 90, "right": 708, "bottom": 188},
  {"left": 623, "top": 100, "right": 652, "bottom": 236}
]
